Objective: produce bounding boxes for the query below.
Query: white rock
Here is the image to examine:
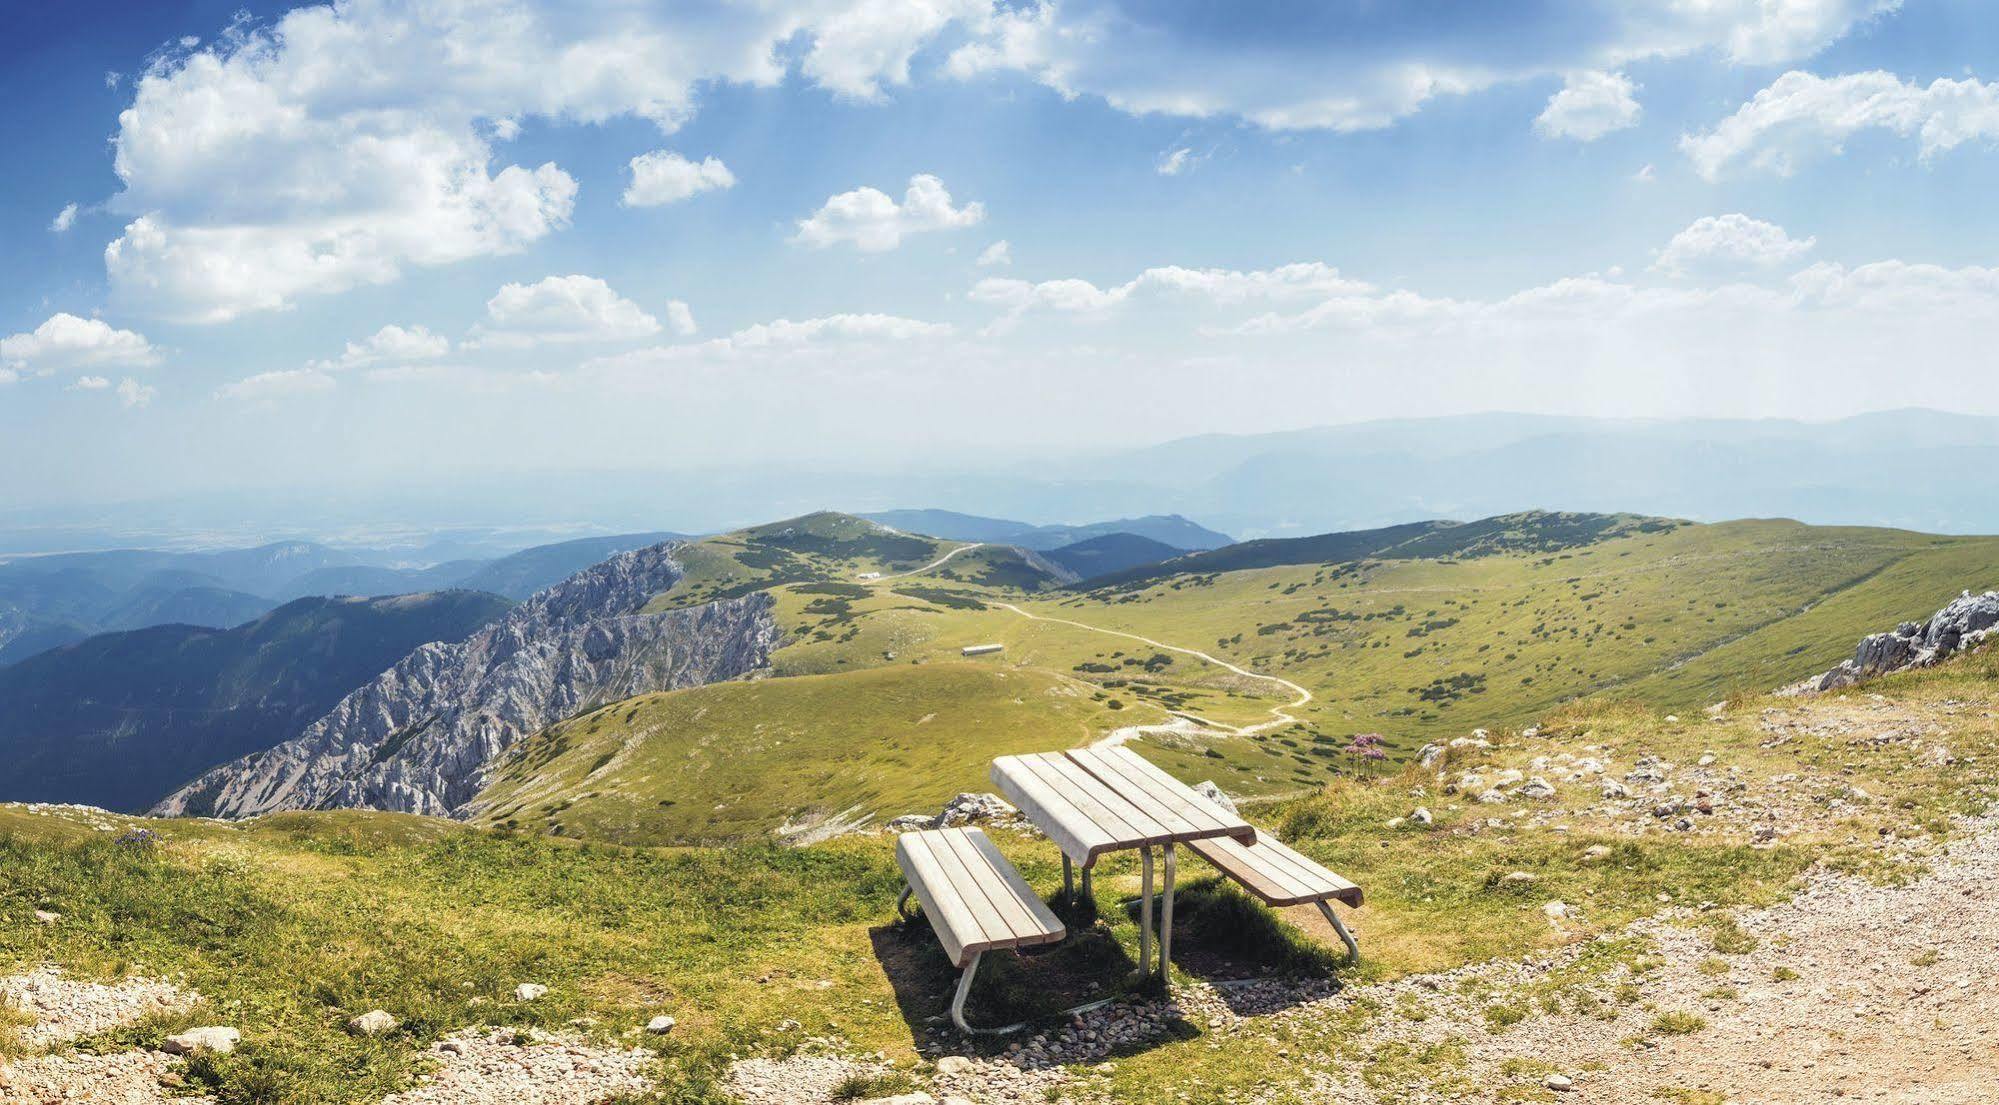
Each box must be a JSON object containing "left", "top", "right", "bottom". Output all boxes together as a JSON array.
[
  {"left": 1410, "top": 807, "right": 1434, "bottom": 825},
  {"left": 1519, "top": 777, "right": 1557, "bottom": 801},
  {"left": 646, "top": 1015, "right": 676, "bottom": 1035},
  {"left": 935, "top": 1055, "right": 975, "bottom": 1075},
  {"left": 1191, "top": 781, "right": 1239, "bottom": 815},
  {"left": 1546, "top": 1073, "right": 1575, "bottom": 1092},
  {"left": 348, "top": 1009, "right": 398, "bottom": 1036},
  {"left": 513, "top": 983, "right": 549, "bottom": 1002},
  {"left": 1601, "top": 780, "right": 1631, "bottom": 799},
  {"left": 31, "top": 909, "right": 59, "bottom": 925},
  {"left": 162, "top": 1026, "right": 240, "bottom": 1055},
  {"left": 1543, "top": 900, "right": 1570, "bottom": 919},
  {"left": 1476, "top": 788, "right": 1509, "bottom": 804}
]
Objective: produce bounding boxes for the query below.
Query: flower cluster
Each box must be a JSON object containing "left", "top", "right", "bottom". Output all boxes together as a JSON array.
[
  {"left": 1343, "top": 732, "right": 1389, "bottom": 761},
  {"left": 114, "top": 827, "right": 160, "bottom": 850}
]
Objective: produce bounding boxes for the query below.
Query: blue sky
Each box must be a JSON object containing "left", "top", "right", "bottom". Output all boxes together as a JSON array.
[{"left": 6, "top": 0, "right": 1999, "bottom": 509}]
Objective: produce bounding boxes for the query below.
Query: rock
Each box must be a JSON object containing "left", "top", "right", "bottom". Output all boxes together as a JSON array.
[
  {"left": 1790, "top": 589, "right": 1999, "bottom": 694},
  {"left": 348, "top": 1009, "right": 398, "bottom": 1036},
  {"left": 646, "top": 1015, "right": 676, "bottom": 1035},
  {"left": 154, "top": 544, "right": 783, "bottom": 819},
  {"left": 513, "top": 983, "right": 548, "bottom": 1002},
  {"left": 864, "top": 1095, "right": 935, "bottom": 1105},
  {"left": 1546, "top": 1073, "right": 1575, "bottom": 1092},
  {"left": 1665, "top": 714, "right": 1680, "bottom": 723},
  {"left": 1500, "top": 871, "right": 1538, "bottom": 885},
  {"left": 32, "top": 909, "right": 59, "bottom": 924},
  {"left": 934, "top": 1055, "right": 975, "bottom": 1075},
  {"left": 1581, "top": 844, "right": 1613, "bottom": 861},
  {"left": 162, "top": 1026, "right": 239, "bottom": 1055},
  {"left": 887, "top": 814, "right": 935, "bottom": 832},
  {"left": 1191, "top": 781, "right": 1239, "bottom": 815},
  {"left": 1410, "top": 806, "right": 1434, "bottom": 825},
  {"left": 1518, "top": 777, "right": 1557, "bottom": 800},
  {"left": 936, "top": 793, "right": 1016, "bottom": 827},
  {"left": 1416, "top": 742, "right": 1445, "bottom": 768},
  {"left": 1543, "top": 900, "right": 1570, "bottom": 919},
  {"left": 1600, "top": 780, "right": 1631, "bottom": 799},
  {"left": 1493, "top": 768, "right": 1525, "bottom": 787},
  {"left": 1476, "top": 788, "right": 1509, "bottom": 804}
]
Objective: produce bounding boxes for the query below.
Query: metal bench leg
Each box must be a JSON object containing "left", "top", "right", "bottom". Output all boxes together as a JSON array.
[
  {"left": 1138, "top": 846, "right": 1154, "bottom": 974},
  {"left": 897, "top": 884, "right": 917, "bottom": 921},
  {"left": 1160, "top": 843, "right": 1176, "bottom": 979},
  {"left": 949, "top": 951, "right": 985, "bottom": 1034},
  {"left": 1063, "top": 853, "right": 1074, "bottom": 901},
  {"left": 1081, "top": 860, "right": 1094, "bottom": 900},
  {"left": 1316, "top": 901, "right": 1359, "bottom": 965}
]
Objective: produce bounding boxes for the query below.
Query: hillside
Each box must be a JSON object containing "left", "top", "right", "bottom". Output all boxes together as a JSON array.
[
  {"left": 463, "top": 509, "right": 1999, "bottom": 847},
  {"left": 864, "top": 509, "right": 1233, "bottom": 551},
  {"left": 0, "top": 591, "right": 512, "bottom": 812},
  {"left": 1040, "top": 533, "right": 1187, "bottom": 580},
  {"left": 4, "top": 634, "right": 1995, "bottom": 1103}
]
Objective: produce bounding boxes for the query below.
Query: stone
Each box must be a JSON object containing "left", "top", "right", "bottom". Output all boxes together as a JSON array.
[
  {"left": 162, "top": 1026, "right": 240, "bottom": 1055},
  {"left": 646, "top": 1015, "right": 676, "bottom": 1035},
  {"left": 513, "top": 983, "right": 548, "bottom": 1002},
  {"left": 1416, "top": 742, "right": 1445, "bottom": 768},
  {"left": 1601, "top": 780, "right": 1631, "bottom": 799},
  {"left": 1581, "top": 844, "right": 1613, "bottom": 861},
  {"left": 1519, "top": 777, "right": 1557, "bottom": 801},
  {"left": 1546, "top": 1073, "right": 1575, "bottom": 1092},
  {"left": 31, "top": 909, "right": 59, "bottom": 925},
  {"left": 1543, "top": 900, "right": 1570, "bottom": 920},
  {"left": 936, "top": 793, "right": 1016, "bottom": 827},
  {"left": 864, "top": 1095, "right": 935, "bottom": 1105},
  {"left": 1191, "top": 781, "right": 1239, "bottom": 815},
  {"left": 1493, "top": 768, "right": 1525, "bottom": 787},
  {"left": 887, "top": 814, "right": 935, "bottom": 832},
  {"left": 934, "top": 1055, "right": 975, "bottom": 1075},
  {"left": 348, "top": 1010, "right": 397, "bottom": 1036},
  {"left": 1476, "top": 788, "right": 1509, "bottom": 804},
  {"left": 1410, "top": 806, "right": 1434, "bottom": 825},
  {"left": 1500, "top": 871, "right": 1538, "bottom": 885}
]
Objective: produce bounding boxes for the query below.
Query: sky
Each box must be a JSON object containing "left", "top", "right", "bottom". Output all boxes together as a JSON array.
[{"left": 6, "top": 0, "right": 1999, "bottom": 511}]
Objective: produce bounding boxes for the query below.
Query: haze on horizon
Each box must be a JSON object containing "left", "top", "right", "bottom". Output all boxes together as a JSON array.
[{"left": 6, "top": 0, "right": 1999, "bottom": 512}]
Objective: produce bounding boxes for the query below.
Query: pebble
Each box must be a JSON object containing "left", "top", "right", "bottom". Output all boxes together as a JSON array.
[
  {"left": 512, "top": 983, "right": 547, "bottom": 1002},
  {"left": 162, "top": 1027, "right": 239, "bottom": 1056},
  {"left": 349, "top": 1009, "right": 398, "bottom": 1036},
  {"left": 645, "top": 1014, "right": 676, "bottom": 1035}
]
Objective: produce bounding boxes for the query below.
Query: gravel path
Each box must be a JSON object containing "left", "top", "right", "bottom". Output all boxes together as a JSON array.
[
  {"left": 0, "top": 968, "right": 208, "bottom": 1105},
  {"left": 379, "top": 1027, "right": 655, "bottom": 1105}
]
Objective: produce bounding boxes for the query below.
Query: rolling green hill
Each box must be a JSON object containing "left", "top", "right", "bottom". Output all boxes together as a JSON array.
[{"left": 469, "top": 509, "right": 1999, "bottom": 847}]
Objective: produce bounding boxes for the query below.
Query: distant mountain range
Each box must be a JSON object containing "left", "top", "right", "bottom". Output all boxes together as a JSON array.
[
  {"left": 0, "top": 591, "right": 512, "bottom": 811},
  {"left": 0, "top": 531, "right": 683, "bottom": 666},
  {"left": 862, "top": 510, "right": 1232, "bottom": 551}
]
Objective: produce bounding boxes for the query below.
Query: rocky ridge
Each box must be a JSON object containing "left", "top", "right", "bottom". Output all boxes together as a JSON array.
[
  {"left": 1784, "top": 588, "right": 1999, "bottom": 694},
  {"left": 153, "top": 543, "right": 780, "bottom": 819}
]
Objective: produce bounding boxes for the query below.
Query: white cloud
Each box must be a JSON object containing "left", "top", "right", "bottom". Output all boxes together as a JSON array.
[
  {"left": 215, "top": 368, "right": 336, "bottom": 401},
  {"left": 976, "top": 240, "right": 1012, "bottom": 266},
  {"left": 1653, "top": 214, "right": 1816, "bottom": 276},
  {"left": 70, "top": 376, "right": 111, "bottom": 391},
  {"left": 471, "top": 275, "right": 661, "bottom": 348},
  {"left": 970, "top": 261, "right": 1375, "bottom": 328},
  {"left": 50, "top": 204, "right": 79, "bottom": 233},
  {"left": 1535, "top": 71, "right": 1641, "bottom": 141},
  {"left": 101, "top": 1, "right": 1000, "bottom": 322},
  {"left": 949, "top": 0, "right": 1895, "bottom": 132},
  {"left": 116, "top": 378, "right": 157, "bottom": 408},
  {"left": 311, "top": 324, "right": 451, "bottom": 372},
  {"left": 1633, "top": 163, "right": 1657, "bottom": 182},
  {"left": 623, "top": 151, "right": 736, "bottom": 207},
  {"left": 794, "top": 174, "right": 984, "bottom": 251},
  {"left": 1682, "top": 70, "right": 1999, "bottom": 179},
  {"left": 1156, "top": 147, "right": 1198, "bottom": 175},
  {"left": 0, "top": 313, "right": 159, "bottom": 376},
  {"left": 665, "top": 300, "right": 698, "bottom": 337},
  {"left": 585, "top": 312, "right": 953, "bottom": 377}
]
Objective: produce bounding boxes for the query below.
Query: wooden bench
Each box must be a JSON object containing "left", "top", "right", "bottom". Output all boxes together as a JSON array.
[
  {"left": 1185, "top": 832, "right": 1364, "bottom": 963},
  {"left": 895, "top": 827, "right": 1066, "bottom": 1033}
]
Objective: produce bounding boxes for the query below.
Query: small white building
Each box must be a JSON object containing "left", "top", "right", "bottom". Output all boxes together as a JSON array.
[
  {"left": 857, "top": 571, "right": 882, "bottom": 580},
  {"left": 961, "top": 643, "right": 1004, "bottom": 656}
]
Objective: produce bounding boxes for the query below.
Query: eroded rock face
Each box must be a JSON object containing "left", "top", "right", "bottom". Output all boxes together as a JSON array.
[
  {"left": 153, "top": 543, "right": 780, "bottom": 819},
  {"left": 1785, "top": 589, "right": 1999, "bottom": 695}
]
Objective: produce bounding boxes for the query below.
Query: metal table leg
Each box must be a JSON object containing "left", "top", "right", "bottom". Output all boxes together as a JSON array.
[
  {"left": 1160, "top": 842, "right": 1176, "bottom": 978},
  {"left": 1063, "top": 853, "right": 1074, "bottom": 901},
  {"left": 1315, "top": 901, "right": 1360, "bottom": 964},
  {"left": 1137, "top": 845, "right": 1154, "bottom": 974}
]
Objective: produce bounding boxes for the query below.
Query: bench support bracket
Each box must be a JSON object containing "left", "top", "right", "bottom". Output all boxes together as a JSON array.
[{"left": 1315, "top": 901, "right": 1360, "bottom": 964}]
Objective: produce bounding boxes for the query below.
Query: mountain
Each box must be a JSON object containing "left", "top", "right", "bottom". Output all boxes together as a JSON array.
[
  {"left": 1040, "top": 533, "right": 1187, "bottom": 580},
  {"left": 864, "top": 509, "right": 1233, "bottom": 551},
  {"left": 0, "top": 591, "right": 512, "bottom": 812},
  {"left": 153, "top": 542, "right": 780, "bottom": 819},
  {"left": 454, "top": 532, "right": 685, "bottom": 599}
]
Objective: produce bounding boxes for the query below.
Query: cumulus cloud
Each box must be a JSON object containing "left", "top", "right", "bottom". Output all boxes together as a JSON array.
[
  {"left": 666, "top": 299, "right": 698, "bottom": 337},
  {"left": 584, "top": 312, "right": 953, "bottom": 378},
  {"left": 470, "top": 275, "right": 661, "bottom": 348},
  {"left": 623, "top": 151, "right": 736, "bottom": 207},
  {"left": 1653, "top": 214, "right": 1816, "bottom": 276},
  {"left": 1681, "top": 70, "right": 1999, "bottom": 179},
  {"left": 101, "top": 0, "right": 1002, "bottom": 322},
  {"left": 976, "top": 240, "right": 1012, "bottom": 266},
  {"left": 794, "top": 174, "right": 984, "bottom": 251},
  {"left": 970, "top": 261, "right": 1375, "bottom": 328},
  {"left": 50, "top": 204, "right": 78, "bottom": 233},
  {"left": 215, "top": 368, "right": 336, "bottom": 401},
  {"left": 0, "top": 313, "right": 159, "bottom": 376},
  {"left": 949, "top": 0, "right": 1895, "bottom": 132},
  {"left": 311, "top": 324, "right": 451, "bottom": 372},
  {"left": 69, "top": 376, "right": 111, "bottom": 391},
  {"left": 116, "top": 378, "right": 157, "bottom": 407},
  {"left": 1535, "top": 71, "right": 1641, "bottom": 140}
]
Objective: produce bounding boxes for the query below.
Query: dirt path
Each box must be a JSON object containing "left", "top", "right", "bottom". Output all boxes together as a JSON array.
[
  {"left": 991, "top": 601, "right": 1313, "bottom": 739},
  {"left": 866, "top": 542, "right": 985, "bottom": 581}
]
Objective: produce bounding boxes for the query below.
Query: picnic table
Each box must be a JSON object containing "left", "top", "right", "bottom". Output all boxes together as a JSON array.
[{"left": 990, "top": 745, "right": 1255, "bottom": 977}]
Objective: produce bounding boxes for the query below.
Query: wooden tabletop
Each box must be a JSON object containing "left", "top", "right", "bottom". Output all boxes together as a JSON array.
[{"left": 990, "top": 745, "right": 1254, "bottom": 864}]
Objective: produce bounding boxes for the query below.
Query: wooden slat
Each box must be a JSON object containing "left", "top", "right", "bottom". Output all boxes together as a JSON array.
[
  {"left": 1067, "top": 746, "right": 1253, "bottom": 841},
  {"left": 1187, "top": 832, "right": 1364, "bottom": 908},
  {"left": 1015, "top": 752, "right": 1173, "bottom": 844},
  {"left": 896, "top": 828, "right": 1064, "bottom": 967},
  {"left": 990, "top": 756, "right": 1119, "bottom": 862}
]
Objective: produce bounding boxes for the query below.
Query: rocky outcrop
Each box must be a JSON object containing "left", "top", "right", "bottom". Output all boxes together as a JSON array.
[
  {"left": 1783, "top": 589, "right": 1999, "bottom": 695},
  {"left": 153, "top": 543, "right": 780, "bottom": 818}
]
